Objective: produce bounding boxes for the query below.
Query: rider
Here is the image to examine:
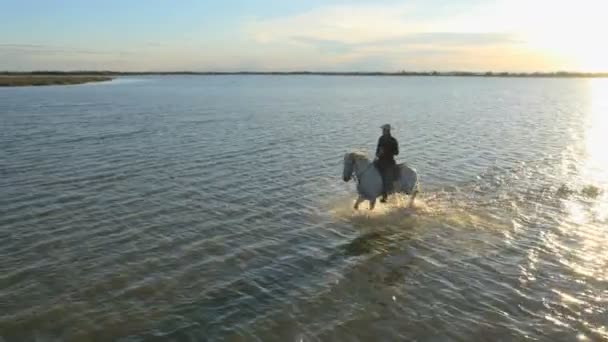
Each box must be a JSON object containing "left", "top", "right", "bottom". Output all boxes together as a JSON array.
[{"left": 375, "top": 124, "right": 399, "bottom": 203}]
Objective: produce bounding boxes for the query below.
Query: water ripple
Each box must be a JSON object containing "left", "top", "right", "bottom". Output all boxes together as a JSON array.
[{"left": 1, "top": 76, "right": 607, "bottom": 341}]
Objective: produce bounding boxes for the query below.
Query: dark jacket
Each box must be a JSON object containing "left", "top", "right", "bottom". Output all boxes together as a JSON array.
[{"left": 376, "top": 134, "right": 399, "bottom": 163}]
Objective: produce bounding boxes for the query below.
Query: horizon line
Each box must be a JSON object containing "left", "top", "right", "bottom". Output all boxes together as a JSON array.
[{"left": 2, "top": 70, "right": 608, "bottom": 78}]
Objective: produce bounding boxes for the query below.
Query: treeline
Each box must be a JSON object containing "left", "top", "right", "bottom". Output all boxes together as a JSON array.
[{"left": 2, "top": 71, "right": 608, "bottom": 78}]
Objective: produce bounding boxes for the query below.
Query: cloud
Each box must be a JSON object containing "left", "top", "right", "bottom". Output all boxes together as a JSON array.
[
  {"left": 0, "top": 43, "right": 126, "bottom": 56},
  {"left": 376, "top": 32, "right": 520, "bottom": 46},
  {"left": 248, "top": 4, "right": 421, "bottom": 44},
  {"left": 0, "top": 43, "right": 138, "bottom": 71},
  {"left": 247, "top": 3, "right": 523, "bottom": 45},
  {"left": 244, "top": 3, "right": 532, "bottom": 71},
  {"left": 0, "top": 44, "right": 49, "bottom": 49},
  {"left": 5, "top": 1, "right": 602, "bottom": 71},
  {"left": 291, "top": 32, "right": 520, "bottom": 53},
  {"left": 290, "top": 37, "right": 354, "bottom": 54}
]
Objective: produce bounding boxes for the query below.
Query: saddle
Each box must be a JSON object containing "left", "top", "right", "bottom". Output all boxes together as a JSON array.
[{"left": 374, "top": 160, "right": 402, "bottom": 192}]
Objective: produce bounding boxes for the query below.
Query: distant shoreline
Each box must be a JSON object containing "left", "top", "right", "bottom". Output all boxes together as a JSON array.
[
  {"left": 2, "top": 71, "right": 608, "bottom": 80},
  {"left": 0, "top": 75, "right": 113, "bottom": 87}
]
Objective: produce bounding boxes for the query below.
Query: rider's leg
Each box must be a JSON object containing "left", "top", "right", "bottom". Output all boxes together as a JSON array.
[
  {"left": 375, "top": 160, "right": 390, "bottom": 203},
  {"left": 379, "top": 164, "right": 389, "bottom": 203}
]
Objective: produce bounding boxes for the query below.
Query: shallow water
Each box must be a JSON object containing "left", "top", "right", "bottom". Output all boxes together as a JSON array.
[{"left": 1, "top": 76, "right": 607, "bottom": 341}]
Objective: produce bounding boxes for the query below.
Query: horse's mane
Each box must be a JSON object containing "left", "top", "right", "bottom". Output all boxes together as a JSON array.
[{"left": 350, "top": 151, "right": 370, "bottom": 161}]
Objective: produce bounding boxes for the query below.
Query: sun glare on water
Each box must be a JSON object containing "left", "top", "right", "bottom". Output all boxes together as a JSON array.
[
  {"left": 583, "top": 79, "right": 608, "bottom": 224},
  {"left": 585, "top": 79, "right": 608, "bottom": 183}
]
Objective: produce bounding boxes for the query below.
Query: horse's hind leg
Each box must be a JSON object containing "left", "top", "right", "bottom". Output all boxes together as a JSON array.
[
  {"left": 354, "top": 196, "right": 364, "bottom": 210},
  {"left": 369, "top": 198, "right": 376, "bottom": 210}
]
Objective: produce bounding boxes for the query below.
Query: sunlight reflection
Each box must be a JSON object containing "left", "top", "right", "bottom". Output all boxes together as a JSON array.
[
  {"left": 560, "top": 79, "right": 608, "bottom": 284},
  {"left": 584, "top": 79, "right": 608, "bottom": 186},
  {"left": 550, "top": 80, "right": 608, "bottom": 338}
]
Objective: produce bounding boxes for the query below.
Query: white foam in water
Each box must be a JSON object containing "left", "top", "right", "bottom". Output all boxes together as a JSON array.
[{"left": 327, "top": 193, "right": 437, "bottom": 233}]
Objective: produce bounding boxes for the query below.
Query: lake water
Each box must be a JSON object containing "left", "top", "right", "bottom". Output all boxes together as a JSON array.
[{"left": 1, "top": 76, "right": 607, "bottom": 341}]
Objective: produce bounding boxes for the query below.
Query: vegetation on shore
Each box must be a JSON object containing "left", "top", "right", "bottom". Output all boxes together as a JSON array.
[
  {"left": 0, "top": 75, "right": 113, "bottom": 87},
  {"left": 2, "top": 71, "right": 608, "bottom": 78},
  {"left": 1, "top": 71, "right": 607, "bottom": 86}
]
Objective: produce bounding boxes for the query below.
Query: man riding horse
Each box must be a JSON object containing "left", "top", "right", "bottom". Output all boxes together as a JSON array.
[
  {"left": 342, "top": 124, "right": 417, "bottom": 210},
  {"left": 375, "top": 124, "right": 399, "bottom": 203}
]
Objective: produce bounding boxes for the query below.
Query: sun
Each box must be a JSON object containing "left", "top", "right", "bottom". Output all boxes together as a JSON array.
[
  {"left": 520, "top": 0, "right": 608, "bottom": 72},
  {"left": 573, "top": 42, "right": 608, "bottom": 73},
  {"left": 531, "top": 29, "right": 608, "bottom": 72}
]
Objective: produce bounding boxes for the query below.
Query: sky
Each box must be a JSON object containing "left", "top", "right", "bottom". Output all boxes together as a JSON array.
[{"left": 1, "top": 0, "right": 607, "bottom": 72}]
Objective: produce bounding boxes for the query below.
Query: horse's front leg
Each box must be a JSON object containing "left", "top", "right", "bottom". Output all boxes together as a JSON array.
[
  {"left": 369, "top": 198, "right": 376, "bottom": 210},
  {"left": 353, "top": 196, "right": 364, "bottom": 210},
  {"left": 407, "top": 190, "right": 418, "bottom": 208}
]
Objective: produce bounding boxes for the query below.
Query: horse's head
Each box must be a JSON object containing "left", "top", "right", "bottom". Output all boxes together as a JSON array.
[{"left": 343, "top": 152, "right": 355, "bottom": 182}]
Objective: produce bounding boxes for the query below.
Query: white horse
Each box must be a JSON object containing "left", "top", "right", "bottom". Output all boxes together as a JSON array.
[{"left": 342, "top": 152, "right": 419, "bottom": 210}]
